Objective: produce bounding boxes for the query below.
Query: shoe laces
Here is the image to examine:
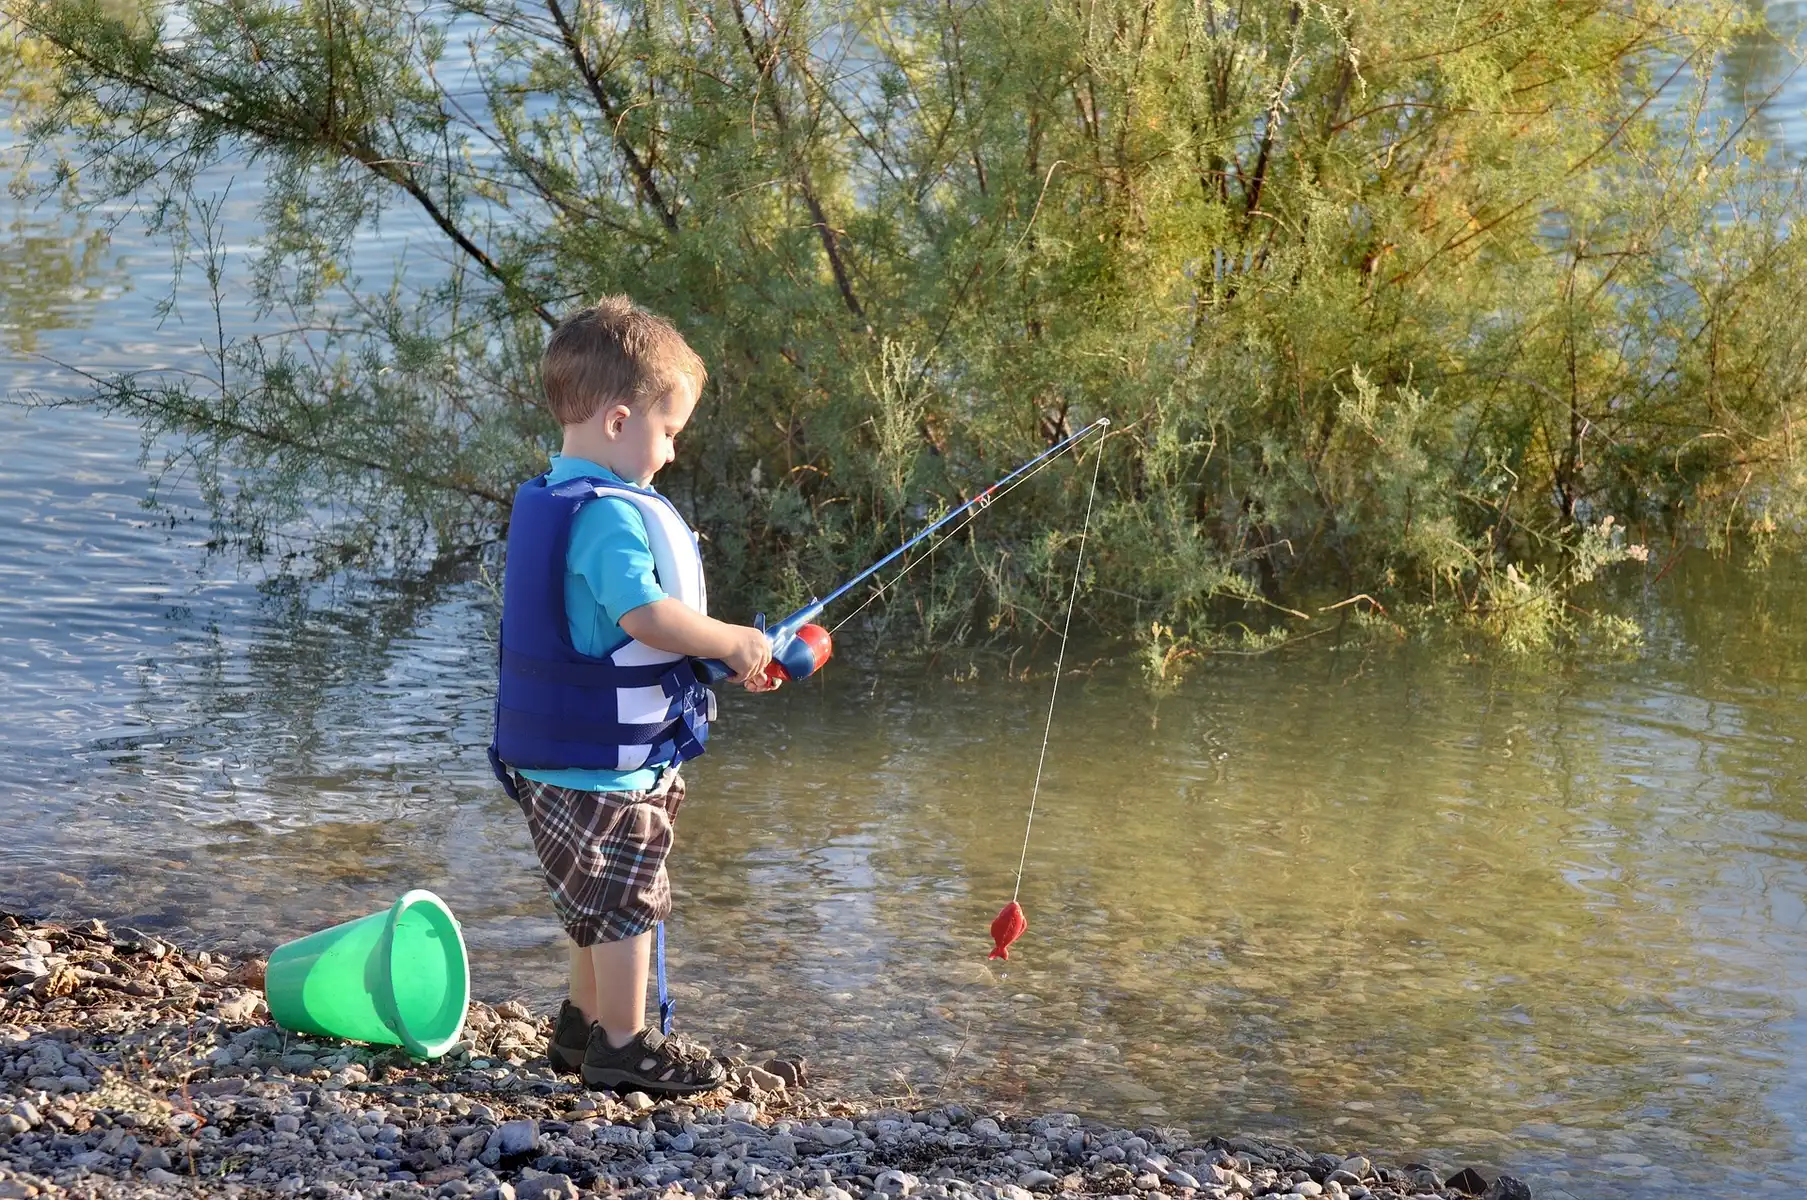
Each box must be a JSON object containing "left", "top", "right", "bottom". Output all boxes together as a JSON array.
[{"left": 650, "top": 1028, "right": 715, "bottom": 1063}]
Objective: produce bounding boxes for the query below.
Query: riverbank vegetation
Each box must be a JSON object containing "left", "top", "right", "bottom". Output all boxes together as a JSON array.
[{"left": 5, "top": 0, "right": 1806, "bottom": 662}]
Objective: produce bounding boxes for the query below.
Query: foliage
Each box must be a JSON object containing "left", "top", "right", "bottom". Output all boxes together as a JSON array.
[{"left": 5, "top": 0, "right": 1807, "bottom": 661}]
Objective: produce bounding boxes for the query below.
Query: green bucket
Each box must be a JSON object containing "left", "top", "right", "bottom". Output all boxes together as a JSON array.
[{"left": 264, "top": 889, "right": 470, "bottom": 1059}]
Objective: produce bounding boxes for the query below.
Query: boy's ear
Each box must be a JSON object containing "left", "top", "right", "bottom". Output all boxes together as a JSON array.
[{"left": 602, "top": 403, "right": 632, "bottom": 436}]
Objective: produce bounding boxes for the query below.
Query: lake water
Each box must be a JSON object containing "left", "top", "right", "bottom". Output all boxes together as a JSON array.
[{"left": 5, "top": 12, "right": 1807, "bottom": 1199}]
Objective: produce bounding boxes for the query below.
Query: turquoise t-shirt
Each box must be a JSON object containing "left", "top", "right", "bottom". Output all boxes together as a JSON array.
[{"left": 516, "top": 456, "right": 671, "bottom": 792}]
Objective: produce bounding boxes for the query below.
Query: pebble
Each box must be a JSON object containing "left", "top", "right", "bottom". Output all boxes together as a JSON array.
[
  {"left": 0, "top": 912, "right": 1545, "bottom": 1200},
  {"left": 495, "top": 1113, "right": 534, "bottom": 1156},
  {"left": 513, "top": 1175, "right": 577, "bottom": 1200},
  {"left": 873, "top": 1169, "right": 917, "bottom": 1195}
]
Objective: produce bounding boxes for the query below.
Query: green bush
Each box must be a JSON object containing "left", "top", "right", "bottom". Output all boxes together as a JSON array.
[{"left": 7, "top": 0, "right": 1806, "bottom": 660}]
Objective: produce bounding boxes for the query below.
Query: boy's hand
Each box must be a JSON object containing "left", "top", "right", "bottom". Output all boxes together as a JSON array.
[
  {"left": 721, "top": 624, "right": 775, "bottom": 688},
  {"left": 619, "top": 600, "right": 782, "bottom": 690}
]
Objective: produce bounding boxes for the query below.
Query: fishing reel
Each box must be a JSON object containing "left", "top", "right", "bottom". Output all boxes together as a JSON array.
[{"left": 694, "top": 602, "right": 833, "bottom": 690}]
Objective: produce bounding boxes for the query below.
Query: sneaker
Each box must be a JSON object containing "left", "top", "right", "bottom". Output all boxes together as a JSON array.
[
  {"left": 580, "top": 1025, "right": 727, "bottom": 1096},
  {"left": 546, "top": 1000, "right": 592, "bottom": 1075}
]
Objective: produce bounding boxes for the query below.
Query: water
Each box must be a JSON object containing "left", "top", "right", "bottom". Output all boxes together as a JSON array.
[{"left": 5, "top": 13, "right": 1807, "bottom": 1199}]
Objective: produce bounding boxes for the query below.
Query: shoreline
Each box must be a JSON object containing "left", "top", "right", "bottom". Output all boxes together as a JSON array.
[{"left": 1, "top": 912, "right": 1532, "bottom": 1200}]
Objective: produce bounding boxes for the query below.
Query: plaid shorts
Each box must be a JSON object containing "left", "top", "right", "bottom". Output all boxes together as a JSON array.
[{"left": 511, "top": 769, "right": 686, "bottom": 947}]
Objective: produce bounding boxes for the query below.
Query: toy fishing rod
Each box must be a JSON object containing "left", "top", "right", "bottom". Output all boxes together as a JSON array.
[{"left": 696, "top": 417, "right": 1110, "bottom": 688}]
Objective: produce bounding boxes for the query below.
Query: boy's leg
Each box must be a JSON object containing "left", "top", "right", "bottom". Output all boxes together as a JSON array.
[
  {"left": 544, "top": 942, "right": 599, "bottom": 1075},
  {"left": 516, "top": 769, "right": 722, "bottom": 1093},
  {"left": 587, "top": 930, "right": 652, "bottom": 1047},
  {"left": 568, "top": 941, "right": 599, "bottom": 1022}
]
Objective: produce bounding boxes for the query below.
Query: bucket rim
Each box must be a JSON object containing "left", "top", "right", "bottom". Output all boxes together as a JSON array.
[{"left": 381, "top": 888, "right": 470, "bottom": 1059}]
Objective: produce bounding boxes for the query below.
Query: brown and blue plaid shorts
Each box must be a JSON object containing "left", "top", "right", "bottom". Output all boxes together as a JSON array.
[{"left": 510, "top": 769, "right": 686, "bottom": 947}]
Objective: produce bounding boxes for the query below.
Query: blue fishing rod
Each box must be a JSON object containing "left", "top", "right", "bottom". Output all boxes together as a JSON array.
[{"left": 696, "top": 417, "right": 1110, "bottom": 686}]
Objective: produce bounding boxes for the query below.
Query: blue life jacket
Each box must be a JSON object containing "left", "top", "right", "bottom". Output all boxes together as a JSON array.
[{"left": 487, "top": 474, "right": 714, "bottom": 791}]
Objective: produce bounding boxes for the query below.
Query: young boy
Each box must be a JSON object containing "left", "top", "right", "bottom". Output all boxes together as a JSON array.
[{"left": 488, "top": 296, "right": 773, "bottom": 1095}]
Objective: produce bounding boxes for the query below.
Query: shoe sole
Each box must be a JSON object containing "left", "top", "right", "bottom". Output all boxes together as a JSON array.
[{"left": 581, "top": 1066, "right": 724, "bottom": 1096}]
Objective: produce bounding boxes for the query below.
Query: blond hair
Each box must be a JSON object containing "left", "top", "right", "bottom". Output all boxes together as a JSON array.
[{"left": 541, "top": 296, "right": 707, "bottom": 426}]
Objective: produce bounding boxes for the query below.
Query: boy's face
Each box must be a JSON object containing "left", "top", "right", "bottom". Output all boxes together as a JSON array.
[{"left": 604, "top": 374, "right": 698, "bottom": 486}]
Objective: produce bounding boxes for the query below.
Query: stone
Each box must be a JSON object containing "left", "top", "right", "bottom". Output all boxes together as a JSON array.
[
  {"left": 0, "top": 1181, "right": 38, "bottom": 1199},
  {"left": 1483, "top": 1178, "right": 1532, "bottom": 1200},
  {"left": 217, "top": 991, "right": 264, "bottom": 1024},
  {"left": 1164, "top": 1170, "right": 1201, "bottom": 1190},
  {"left": 970, "top": 1118, "right": 1002, "bottom": 1139},
  {"left": 1134, "top": 1173, "right": 1161, "bottom": 1190},
  {"left": 623, "top": 1091, "right": 654, "bottom": 1113},
  {"left": 514, "top": 1175, "right": 578, "bottom": 1200},
  {"left": 1444, "top": 1168, "right": 1488, "bottom": 1196},
  {"left": 1017, "top": 1170, "right": 1059, "bottom": 1191},
  {"left": 480, "top": 1118, "right": 540, "bottom": 1166},
  {"left": 811, "top": 1126, "right": 857, "bottom": 1148},
  {"left": 1290, "top": 1184, "right": 1323, "bottom": 1197},
  {"left": 0, "top": 1115, "right": 29, "bottom": 1138},
  {"left": 723, "top": 1100, "right": 760, "bottom": 1123},
  {"left": 874, "top": 1169, "right": 918, "bottom": 1196},
  {"left": 1409, "top": 1168, "right": 1442, "bottom": 1191},
  {"left": 275, "top": 1115, "right": 302, "bottom": 1134},
  {"left": 593, "top": 1125, "right": 641, "bottom": 1148},
  {"left": 146, "top": 1168, "right": 184, "bottom": 1185},
  {"left": 742, "top": 1065, "right": 786, "bottom": 1092},
  {"left": 138, "top": 1147, "right": 173, "bottom": 1170},
  {"left": 1337, "top": 1158, "right": 1370, "bottom": 1180},
  {"left": 763, "top": 1058, "right": 807, "bottom": 1088}
]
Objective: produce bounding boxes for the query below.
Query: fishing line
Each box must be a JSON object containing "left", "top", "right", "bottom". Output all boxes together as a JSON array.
[
  {"left": 1012, "top": 433, "right": 1105, "bottom": 902},
  {"left": 828, "top": 435, "right": 1101, "bottom": 637}
]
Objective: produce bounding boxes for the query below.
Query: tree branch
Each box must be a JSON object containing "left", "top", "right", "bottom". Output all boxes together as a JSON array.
[
  {"left": 544, "top": 0, "right": 681, "bottom": 233},
  {"left": 731, "top": 0, "right": 867, "bottom": 325}
]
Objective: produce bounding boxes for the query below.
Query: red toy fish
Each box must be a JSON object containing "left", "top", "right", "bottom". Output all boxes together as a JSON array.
[{"left": 988, "top": 901, "right": 1027, "bottom": 960}]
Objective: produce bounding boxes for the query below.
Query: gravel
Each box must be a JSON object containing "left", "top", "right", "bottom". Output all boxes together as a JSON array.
[{"left": 0, "top": 912, "right": 1535, "bottom": 1200}]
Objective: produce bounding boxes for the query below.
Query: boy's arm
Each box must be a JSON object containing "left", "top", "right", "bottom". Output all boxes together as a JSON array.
[{"left": 620, "top": 599, "right": 773, "bottom": 685}]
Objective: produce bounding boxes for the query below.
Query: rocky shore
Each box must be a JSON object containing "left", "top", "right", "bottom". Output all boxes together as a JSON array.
[{"left": 0, "top": 913, "right": 1533, "bottom": 1200}]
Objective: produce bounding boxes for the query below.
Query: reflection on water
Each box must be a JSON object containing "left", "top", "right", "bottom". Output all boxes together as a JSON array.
[{"left": 6, "top": 13, "right": 1807, "bottom": 1199}]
